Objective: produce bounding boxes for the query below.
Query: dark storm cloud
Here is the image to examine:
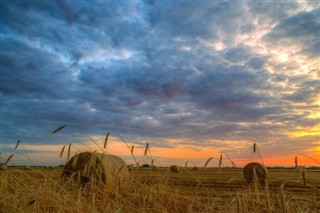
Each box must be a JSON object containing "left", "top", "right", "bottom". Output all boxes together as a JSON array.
[{"left": 1, "top": 0, "right": 319, "bottom": 160}]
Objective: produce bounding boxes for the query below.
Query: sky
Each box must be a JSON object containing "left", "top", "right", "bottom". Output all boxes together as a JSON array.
[{"left": 1, "top": 0, "right": 319, "bottom": 167}]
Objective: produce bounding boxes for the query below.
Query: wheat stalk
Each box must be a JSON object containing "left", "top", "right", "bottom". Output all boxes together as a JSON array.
[
  {"left": 204, "top": 157, "right": 213, "bottom": 167},
  {"left": 103, "top": 132, "right": 110, "bottom": 149},
  {"left": 253, "top": 167, "right": 259, "bottom": 200},
  {"left": 5, "top": 154, "right": 14, "bottom": 165},
  {"left": 221, "top": 152, "right": 237, "bottom": 167},
  {"left": 265, "top": 183, "right": 271, "bottom": 213},
  {"left": 51, "top": 124, "right": 67, "bottom": 134},
  {"left": 67, "top": 144, "right": 72, "bottom": 160},
  {"left": 253, "top": 143, "right": 265, "bottom": 165},
  {"left": 302, "top": 169, "right": 307, "bottom": 186},
  {"left": 237, "top": 192, "right": 242, "bottom": 213},
  {"left": 15, "top": 140, "right": 21, "bottom": 150},
  {"left": 60, "top": 145, "right": 66, "bottom": 158},
  {"left": 218, "top": 153, "right": 223, "bottom": 170},
  {"left": 144, "top": 143, "right": 149, "bottom": 156},
  {"left": 185, "top": 160, "right": 188, "bottom": 168},
  {"left": 297, "top": 153, "right": 320, "bottom": 165},
  {"left": 280, "top": 184, "right": 287, "bottom": 213}
]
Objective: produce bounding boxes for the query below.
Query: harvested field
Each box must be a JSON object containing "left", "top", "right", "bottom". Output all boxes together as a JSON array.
[{"left": 1, "top": 166, "right": 319, "bottom": 212}]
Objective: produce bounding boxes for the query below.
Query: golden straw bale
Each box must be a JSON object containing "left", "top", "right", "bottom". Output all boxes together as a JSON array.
[
  {"left": 61, "top": 152, "right": 129, "bottom": 192},
  {"left": 192, "top": 166, "right": 199, "bottom": 171},
  {"left": 0, "top": 164, "right": 8, "bottom": 171},
  {"left": 243, "top": 162, "right": 268, "bottom": 185},
  {"left": 169, "top": 165, "right": 180, "bottom": 173}
]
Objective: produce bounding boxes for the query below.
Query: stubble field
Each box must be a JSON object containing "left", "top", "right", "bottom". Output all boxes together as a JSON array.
[{"left": 1, "top": 166, "right": 319, "bottom": 213}]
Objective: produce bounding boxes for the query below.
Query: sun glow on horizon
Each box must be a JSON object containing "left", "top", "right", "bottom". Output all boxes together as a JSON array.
[{"left": 289, "top": 124, "right": 320, "bottom": 138}]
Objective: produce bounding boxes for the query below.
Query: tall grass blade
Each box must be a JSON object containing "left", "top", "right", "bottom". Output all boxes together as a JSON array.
[
  {"left": 67, "top": 144, "right": 72, "bottom": 160},
  {"left": 253, "top": 167, "right": 259, "bottom": 200},
  {"left": 185, "top": 160, "right": 188, "bottom": 168},
  {"left": 265, "top": 184, "right": 271, "bottom": 213},
  {"left": 253, "top": 143, "right": 256, "bottom": 154},
  {"left": 298, "top": 153, "right": 320, "bottom": 165},
  {"left": 144, "top": 143, "right": 149, "bottom": 156},
  {"left": 5, "top": 154, "right": 14, "bottom": 164},
  {"left": 294, "top": 156, "right": 298, "bottom": 167},
  {"left": 222, "top": 152, "right": 237, "bottom": 168},
  {"left": 280, "top": 184, "right": 287, "bottom": 213},
  {"left": 51, "top": 124, "right": 67, "bottom": 134},
  {"left": 204, "top": 157, "right": 213, "bottom": 167},
  {"left": 60, "top": 145, "right": 66, "bottom": 158},
  {"left": 131, "top": 145, "right": 134, "bottom": 155},
  {"left": 237, "top": 192, "right": 242, "bottom": 213},
  {"left": 104, "top": 132, "right": 110, "bottom": 149},
  {"left": 302, "top": 169, "right": 307, "bottom": 186},
  {"left": 15, "top": 140, "right": 21, "bottom": 150},
  {"left": 218, "top": 153, "right": 223, "bottom": 169}
]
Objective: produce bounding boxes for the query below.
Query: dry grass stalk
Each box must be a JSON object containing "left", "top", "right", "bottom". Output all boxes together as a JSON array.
[
  {"left": 67, "top": 144, "right": 72, "bottom": 160},
  {"left": 280, "top": 184, "right": 287, "bottom": 213},
  {"left": 204, "top": 157, "right": 213, "bottom": 167},
  {"left": 61, "top": 152, "right": 129, "bottom": 192},
  {"left": 243, "top": 162, "right": 268, "bottom": 186},
  {"left": 162, "top": 170, "right": 169, "bottom": 184},
  {"left": 294, "top": 156, "right": 298, "bottom": 168},
  {"left": 221, "top": 152, "right": 237, "bottom": 167},
  {"left": 144, "top": 143, "right": 149, "bottom": 156},
  {"left": 185, "top": 160, "right": 188, "bottom": 168},
  {"left": 253, "top": 167, "right": 259, "bottom": 200},
  {"left": 218, "top": 153, "right": 223, "bottom": 172},
  {"left": 104, "top": 132, "right": 110, "bottom": 149},
  {"left": 131, "top": 145, "right": 134, "bottom": 155},
  {"left": 5, "top": 154, "right": 14, "bottom": 165},
  {"left": 298, "top": 153, "right": 320, "bottom": 165},
  {"left": 170, "top": 165, "right": 180, "bottom": 173},
  {"left": 252, "top": 143, "right": 265, "bottom": 165},
  {"left": 265, "top": 184, "right": 272, "bottom": 213},
  {"left": 237, "top": 192, "right": 242, "bottom": 213},
  {"left": 302, "top": 169, "right": 307, "bottom": 186},
  {"left": 15, "top": 140, "right": 21, "bottom": 150},
  {"left": 51, "top": 124, "right": 67, "bottom": 134},
  {"left": 60, "top": 145, "right": 66, "bottom": 158}
]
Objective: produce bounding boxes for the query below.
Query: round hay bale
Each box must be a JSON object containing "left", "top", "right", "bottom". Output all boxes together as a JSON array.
[
  {"left": 192, "top": 166, "right": 199, "bottom": 171},
  {"left": 0, "top": 164, "right": 8, "bottom": 170},
  {"left": 61, "top": 152, "right": 129, "bottom": 192},
  {"left": 169, "top": 165, "right": 180, "bottom": 173},
  {"left": 243, "top": 162, "right": 268, "bottom": 185}
]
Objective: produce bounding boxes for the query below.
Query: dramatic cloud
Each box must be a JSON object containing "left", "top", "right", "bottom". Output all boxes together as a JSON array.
[{"left": 1, "top": 0, "right": 319, "bottom": 166}]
